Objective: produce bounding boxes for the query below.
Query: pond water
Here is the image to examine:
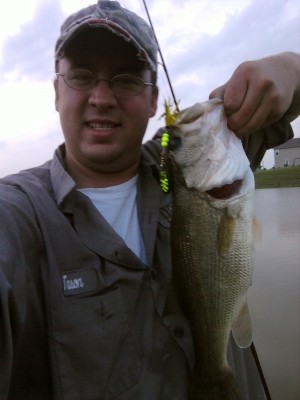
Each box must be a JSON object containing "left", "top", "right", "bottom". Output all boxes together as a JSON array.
[{"left": 248, "top": 188, "right": 300, "bottom": 400}]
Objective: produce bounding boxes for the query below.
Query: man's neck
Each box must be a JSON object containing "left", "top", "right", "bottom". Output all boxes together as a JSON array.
[{"left": 65, "top": 159, "right": 139, "bottom": 189}]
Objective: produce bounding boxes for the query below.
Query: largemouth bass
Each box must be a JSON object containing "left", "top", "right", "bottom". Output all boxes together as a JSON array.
[{"left": 168, "top": 99, "right": 255, "bottom": 400}]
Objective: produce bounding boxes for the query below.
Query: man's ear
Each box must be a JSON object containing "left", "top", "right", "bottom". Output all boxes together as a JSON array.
[{"left": 54, "top": 78, "right": 59, "bottom": 112}]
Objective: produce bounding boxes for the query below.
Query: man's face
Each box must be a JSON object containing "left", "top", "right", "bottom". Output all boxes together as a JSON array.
[{"left": 54, "top": 29, "right": 158, "bottom": 183}]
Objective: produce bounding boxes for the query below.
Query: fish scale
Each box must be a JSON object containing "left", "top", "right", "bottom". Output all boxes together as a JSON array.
[{"left": 172, "top": 176, "right": 253, "bottom": 400}]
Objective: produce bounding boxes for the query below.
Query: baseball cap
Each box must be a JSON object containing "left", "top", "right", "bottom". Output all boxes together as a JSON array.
[{"left": 55, "top": 0, "right": 158, "bottom": 72}]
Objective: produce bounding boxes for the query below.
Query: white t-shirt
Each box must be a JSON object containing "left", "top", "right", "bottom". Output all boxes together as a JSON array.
[{"left": 78, "top": 175, "right": 147, "bottom": 264}]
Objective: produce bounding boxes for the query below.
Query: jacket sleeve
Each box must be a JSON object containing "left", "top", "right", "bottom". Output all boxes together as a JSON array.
[
  {"left": 0, "top": 184, "right": 43, "bottom": 398},
  {"left": 242, "top": 117, "right": 294, "bottom": 171}
]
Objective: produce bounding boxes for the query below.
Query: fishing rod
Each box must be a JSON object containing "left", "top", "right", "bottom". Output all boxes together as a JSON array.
[
  {"left": 141, "top": 1, "right": 272, "bottom": 399},
  {"left": 250, "top": 343, "right": 272, "bottom": 400}
]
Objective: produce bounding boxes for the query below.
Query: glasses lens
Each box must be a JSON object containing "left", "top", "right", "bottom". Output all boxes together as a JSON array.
[
  {"left": 65, "top": 69, "right": 95, "bottom": 90},
  {"left": 112, "top": 74, "right": 144, "bottom": 96},
  {"left": 63, "top": 70, "right": 149, "bottom": 95}
]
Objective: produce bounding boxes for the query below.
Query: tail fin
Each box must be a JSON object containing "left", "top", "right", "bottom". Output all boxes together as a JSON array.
[{"left": 189, "top": 367, "right": 243, "bottom": 400}]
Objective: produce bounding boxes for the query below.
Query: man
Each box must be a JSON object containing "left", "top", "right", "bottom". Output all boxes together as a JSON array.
[{"left": 0, "top": 1, "right": 299, "bottom": 399}]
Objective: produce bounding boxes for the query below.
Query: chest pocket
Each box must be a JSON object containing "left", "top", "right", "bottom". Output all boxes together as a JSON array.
[{"left": 51, "top": 286, "right": 142, "bottom": 400}]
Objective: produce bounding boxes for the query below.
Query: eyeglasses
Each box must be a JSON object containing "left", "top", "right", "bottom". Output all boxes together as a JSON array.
[{"left": 56, "top": 69, "right": 154, "bottom": 96}]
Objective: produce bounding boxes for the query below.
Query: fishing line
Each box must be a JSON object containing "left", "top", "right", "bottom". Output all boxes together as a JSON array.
[
  {"left": 141, "top": 0, "right": 179, "bottom": 112},
  {"left": 141, "top": 1, "right": 273, "bottom": 399}
]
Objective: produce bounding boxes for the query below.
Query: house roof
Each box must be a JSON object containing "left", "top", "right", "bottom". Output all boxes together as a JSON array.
[{"left": 274, "top": 137, "right": 300, "bottom": 150}]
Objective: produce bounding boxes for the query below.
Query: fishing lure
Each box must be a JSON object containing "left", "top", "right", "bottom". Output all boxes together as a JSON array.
[
  {"left": 163, "top": 99, "right": 178, "bottom": 126},
  {"left": 159, "top": 101, "right": 178, "bottom": 193}
]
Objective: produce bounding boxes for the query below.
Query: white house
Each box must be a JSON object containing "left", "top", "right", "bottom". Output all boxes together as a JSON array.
[{"left": 274, "top": 138, "right": 300, "bottom": 167}]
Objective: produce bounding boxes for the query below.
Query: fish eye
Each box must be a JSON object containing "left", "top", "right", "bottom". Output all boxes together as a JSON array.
[{"left": 169, "top": 132, "right": 182, "bottom": 150}]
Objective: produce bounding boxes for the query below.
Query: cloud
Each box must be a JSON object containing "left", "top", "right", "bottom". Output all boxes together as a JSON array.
[
  {"left": 0, "top": 126, "right": 62, "bottom": 178},
  {"left": 0, "top": 0, "right": 64, "bottom": 81},
  {"left": 0, "top": 0, "right": 299, "bottom": 175},
  {"left": 145, "top": 0, "right": 300, "bottom": 157},
  {"left": 155, "top": 0, "right": 300, "bottom": 106}
]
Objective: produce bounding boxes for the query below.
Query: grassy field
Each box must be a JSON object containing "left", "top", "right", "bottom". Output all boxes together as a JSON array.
[{"left": 254, "top": 166, "right": 300, "bottom": 189}]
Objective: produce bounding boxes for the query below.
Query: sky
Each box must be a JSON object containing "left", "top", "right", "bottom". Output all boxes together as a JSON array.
[{"left": 0, "top": 0, "right": 299, "bottom": 177}]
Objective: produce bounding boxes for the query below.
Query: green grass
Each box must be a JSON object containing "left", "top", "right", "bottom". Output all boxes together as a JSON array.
[{"left": 254, "top": 166, "right": 300, "bottom": 189}]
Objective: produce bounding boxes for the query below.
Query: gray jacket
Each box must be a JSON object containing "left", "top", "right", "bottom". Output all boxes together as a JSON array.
[{"left": 0, "top": 142, "right": 194, "bottom": 399}]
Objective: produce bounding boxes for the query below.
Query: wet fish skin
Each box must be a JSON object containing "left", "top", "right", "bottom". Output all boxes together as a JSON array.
[{"left": 169, "top": 100, "right": 254, "bottom": 400}]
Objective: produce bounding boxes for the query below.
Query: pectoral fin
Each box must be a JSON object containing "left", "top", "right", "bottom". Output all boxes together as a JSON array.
[
  {"left": 231, "top": 301, "right": 253, "bottom": 348},
  {"left": 217, "top": 214, "right": 236, "bottom": 256}
]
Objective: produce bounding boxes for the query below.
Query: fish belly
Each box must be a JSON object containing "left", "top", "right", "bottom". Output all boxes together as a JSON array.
[{"left": 171, "top": 184, "right": 253, "bottom": 400}]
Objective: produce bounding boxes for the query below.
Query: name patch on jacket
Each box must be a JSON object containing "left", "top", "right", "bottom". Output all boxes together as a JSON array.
[{"left": 62, "top": 269, "right": 99, "bottom": 296}]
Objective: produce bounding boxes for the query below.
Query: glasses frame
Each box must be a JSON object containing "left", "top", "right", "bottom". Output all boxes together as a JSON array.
[{"left": 56, "top": 69, "right": 154, "bottom": 96}]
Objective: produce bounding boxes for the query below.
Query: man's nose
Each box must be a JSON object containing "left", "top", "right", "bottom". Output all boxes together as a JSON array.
[{"left": 88, "top": 80, "right": 117, "bottom": 106}]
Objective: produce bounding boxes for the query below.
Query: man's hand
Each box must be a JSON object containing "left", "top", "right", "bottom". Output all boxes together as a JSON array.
[{"left": 209, "top": 52, "right": 300, "bottom": 138}]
